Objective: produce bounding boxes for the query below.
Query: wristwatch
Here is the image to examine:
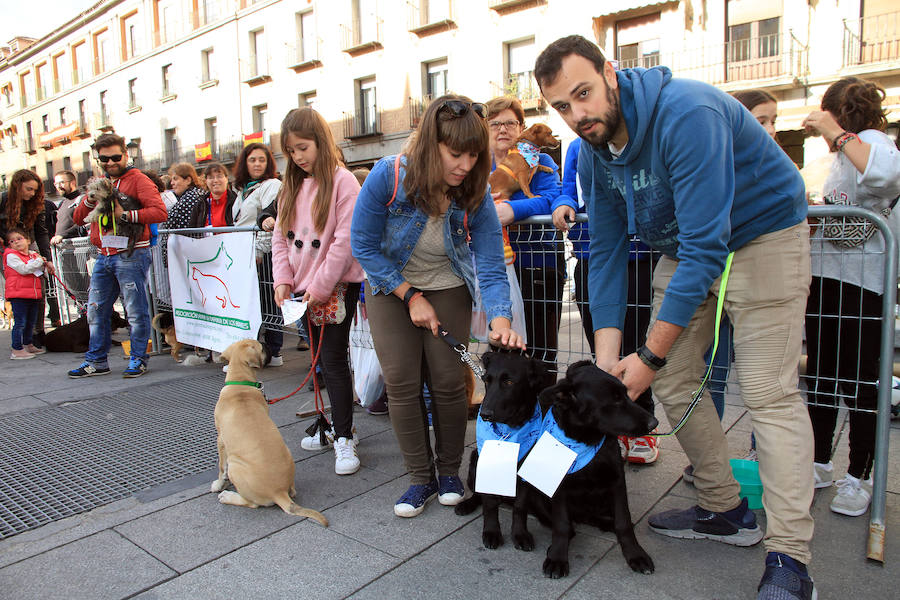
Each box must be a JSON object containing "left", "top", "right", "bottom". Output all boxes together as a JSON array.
[
  {"left": 637, "top": 345, "right": 666, "bottom": 371},
  {"left": 403, "top": 286, "right": 423, "bottom": 307}
]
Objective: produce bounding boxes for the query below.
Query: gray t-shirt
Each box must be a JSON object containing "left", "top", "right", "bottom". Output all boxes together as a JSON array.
[{"left": 401, "top": 213, "right": 464, "bottom": 290}]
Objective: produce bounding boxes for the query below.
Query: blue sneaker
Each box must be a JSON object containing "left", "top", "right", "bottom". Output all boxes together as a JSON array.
[
  {"left": 123, "top": 357, "right": 147, "bottom": 378},
  {"left": 68, "top": 362, "right": 111, "bottom": 378},
  {"left": 757, "top": 552, "right": 817, "bottom": 600},
  {"left": 394, "top": 480, "right": 438, "bottom": 518},
  {"left": 648, "top": 496, "right": 763, "bottom": 546},
  {"left": 438, "top": 475, "right": 465, "bottom": 506}
]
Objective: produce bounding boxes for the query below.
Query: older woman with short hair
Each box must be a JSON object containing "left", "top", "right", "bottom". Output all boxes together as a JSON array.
[{"left": 165, "top": 162, "right": 208, "bottom": 230}]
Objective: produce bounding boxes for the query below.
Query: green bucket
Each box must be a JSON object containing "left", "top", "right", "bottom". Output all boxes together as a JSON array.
[{"left": 730, "top": 459, "right": 763, "bottom": 510}]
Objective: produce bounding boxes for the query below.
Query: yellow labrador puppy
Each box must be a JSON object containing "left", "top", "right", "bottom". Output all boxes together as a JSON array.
[{"left": 211, "top": 339, "right": 328, "bottom": 526}]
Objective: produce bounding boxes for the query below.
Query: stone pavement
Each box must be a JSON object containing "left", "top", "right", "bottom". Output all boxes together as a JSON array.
[{"left": 0, "top": 328, "right": 897, "bottom": 600}]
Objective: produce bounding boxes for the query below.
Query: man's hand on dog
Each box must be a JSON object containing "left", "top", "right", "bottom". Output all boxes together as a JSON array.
[{"left": 113, "top": 198, "right": 125, "bottom": 221}]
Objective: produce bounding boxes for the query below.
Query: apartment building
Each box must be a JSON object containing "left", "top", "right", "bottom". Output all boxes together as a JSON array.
[{"left": 0, "top": 0, "right": 898, "bottom": 193}]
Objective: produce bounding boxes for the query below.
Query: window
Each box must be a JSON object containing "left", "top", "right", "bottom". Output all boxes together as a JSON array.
[
  {"left": 2, "top": 83, "right": 12, "bottom": 105},
  {"left": 726, "top": 0, "right": 782, "bottom": 64},
  {"left": 63, "top": 156, "right": 72, "bottom": 171},
  {"left": 42, "top": 115, "right": 50, "bottom": 132},
  {"left": 161, "top": 64, "right": 172, "bottom": 97},
  {"left": 201, "top": 48, "right": 216, "bottom": 82},
  {"left": 205, "top": 117, "right": 218, "bottom": 153},
  {"left": 73, "top": 42, "right": 88, "bottom": 84},
  {"left": 52, "top": 53, "right": 68, "bottom": 93},
  {"left": 505, "top": 38, "right": 536, "bottom": 99},
  {"left": 250, "top": 29, "right": 267, "bottom": 77},
  {"left": 122, "top": 11, "right": 141, "bottom": 59},
  {"left": 59, "top": 106, "right": 67, "bottom": 125},
  {"left": 94, "top": 29, "right": 113, "bottom": 74},
  {"left": 82, "top": 150, "right": 91, "bottom": 172},
  {"left": 128, "top": 78, "right": 138, "bottom": 108},
  {"left": 252, "top": 104, "right": 268, "bottom": 135},
  {"left": 296, "top": 10, "right": 318, "bottom": 63},
  {"left": 201, "top": 0, "right": 222, "bottom": 25},
  {"left": 78, "top": 99, "right": 87, "bottom": 128},
  {"left": 164, "top": 127, "right": 178, "bottom": 163},
  {"left": 21, "top": 71, "right": 34, "bottom": 106},
  {"left": 357, "top": 77, "right": 378, "bottom": 135},
  {"left": 356, "top": 0, "right": 379, "bottom": 42},
  {"left": 36, "top": 63, "right": 49, "bottom": 101},
  {"left": 615, "top": 13, "right": 661, "bottom": 69},
  {"left": 46, "top": 161, "right": 54, "bottom": 182},
  {"left": 424, "top": 58, "right": 448, "bottom": 99},
  {"left": 299, "top": 91, "right": 318, "bottom": 111},
  {"left": 99, "top": 90, "right": 109, "bottom": 124}
]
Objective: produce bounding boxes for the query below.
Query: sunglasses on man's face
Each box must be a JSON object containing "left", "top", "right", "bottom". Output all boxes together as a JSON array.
[
  {"left": 440, "top": 100, "right": 486, "bottom": 119},
  {"left": 97, "top": 154, "right": 124, "bottom": 163}
]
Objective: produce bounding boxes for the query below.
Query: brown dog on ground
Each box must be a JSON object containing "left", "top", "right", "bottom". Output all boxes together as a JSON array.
[
  {"left": 151, "top": 312, "right": 184, "bottom": 362},
  {"left": 488, "top": 123, "right": 559, "bottom": 200},
  {"left": 210, "top": 339, "right": 328, "bottom": 526}
]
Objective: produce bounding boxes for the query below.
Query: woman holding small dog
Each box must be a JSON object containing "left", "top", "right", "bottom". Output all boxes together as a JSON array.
[
  {"left": 352, "top": 94, "right": 525, "bottom": 518},
  {"left": 272, "top": 107, "right": 365, "bottom": 476},
  {"left": 486, "top": 97, "right": 563, "bottom": 384}
]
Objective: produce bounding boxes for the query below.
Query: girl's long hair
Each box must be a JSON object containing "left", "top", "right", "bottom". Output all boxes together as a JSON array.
[
  {"left": 404, "top": 94, "right": 490, "bottom": 215},
  {"left": 6, "top": 169, "right": 45, "bottom": 231},
  {"left": 232, "top": 142, "right": 276, "bottom": 190},
  {"left": 821, "top": 76, "right": 888, "bottom": 134},
  {"left": 278, "top": 108, "right": 341, "bottom": 235}
]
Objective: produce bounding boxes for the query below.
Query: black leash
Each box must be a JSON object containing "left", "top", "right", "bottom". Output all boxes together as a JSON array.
[{"left": 437, "top": 324, "right": 485, "bottom": 379}]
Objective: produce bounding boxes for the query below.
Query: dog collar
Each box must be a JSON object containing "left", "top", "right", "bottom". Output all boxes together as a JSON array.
[
  {"left": 476, "top": 401, "right": 542, "bottom": 462},
  {"left": 224, "top": 380, "right": 263, "bottom": 390},
  {"left": 541, "top": 408, "right": 605, "bottom": 473},
  {"left": 515, "top": 140, "right": 541, "bottom": 169}
]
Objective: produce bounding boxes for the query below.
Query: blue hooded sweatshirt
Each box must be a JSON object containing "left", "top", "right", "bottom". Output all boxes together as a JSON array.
[{"left": 579, "top": 67, "right": 806, "bottom": 330}]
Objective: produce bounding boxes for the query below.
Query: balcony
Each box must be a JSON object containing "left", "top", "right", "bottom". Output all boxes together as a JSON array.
[
  {"left": 842, "top": 11, "right": 900, "bottom": 68},
  {"left": 341, "top": 18, "right": 383, "bottom": 55},
  {"left": 288, "top": 38, "right": 323, "bottom": 72},
  {"left": 71, "top": 68, "right": 88, "bottom": 86},
  {"left": 649, "top": 32, "right": 807, "bottom": 87},
  {"left": 24, "top": 137, "right": 36, "bottom": 154},
  {"left": 241, "top": 56, "right": 271, "bottom": 85},
  {"left": 94, "top": 111, "right": 113, "bottom": 132},
  {"left": 343, "top": 107, "right": 382, "bottom": 139},
  {"left": 408, "top": 96, "right": 431, "bottom": 129},
  {"left": 36, "top": 86, "right": 48, "bottom": 102},
  {"left": 492, "top": 71, "right": 545, "bottom": 111},
  {"left": 489, "top": 0, "right": 546, "bottom": 13},
  {"left": 19, "top": 94, "right": 29, "bottom": 108},
  {"left": 408, "top": 1, "right": 456, "bottom": 36},
  {"left": 76, "top": 115, "right": 91, "bottom": 138}
]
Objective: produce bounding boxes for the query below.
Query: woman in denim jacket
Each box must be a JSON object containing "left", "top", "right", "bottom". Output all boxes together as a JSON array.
[{"left": 352, "top": 94, "right": 525, "bottom": 518}]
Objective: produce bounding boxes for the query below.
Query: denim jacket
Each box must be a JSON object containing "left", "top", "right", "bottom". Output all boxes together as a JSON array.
[{"left": 351, "top": 155, "right": 512, "bottom": 324}]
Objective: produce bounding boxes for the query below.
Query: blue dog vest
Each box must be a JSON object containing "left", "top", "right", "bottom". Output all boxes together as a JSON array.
[
  {"left": 476, "top": 402, "right": 542, "bottom": 462},
  {"left": 541, "top": 408, "right": 605, "bottom": 474}
]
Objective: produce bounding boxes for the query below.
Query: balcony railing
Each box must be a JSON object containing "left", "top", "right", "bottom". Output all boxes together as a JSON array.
[
  {"left": 843, "top": 11, "right": 900, "bottom": 67},
  {"left": 489, "top": 0, "right": 546, "bottom": 11},
  {"left": 241, "top": 56, "right": 271, "bottom": 84},
  {"left": 408, "top": 96, "right": 432, "bottom": 129},
  {"left": 94, "top": 111, "right": 113, "bottom": 131},
  {"left": 617, "top": 54, "right": 661, "bottom": 69},
  {"left": 408, "top": 0, "right": 455, "bottom": 34},
  {"left": 36, "top": 86, "right": 48, "bottom": 102},
  {"left": 492, "top": 71, "right": 544, "bottom": 110},
  {"left": 288, "top": 38, "right": 323, "bottom": 70},
  {"left": 341, "top": 18, "right": 384, "bottom": 54},
  {"left": 24, "top": 137, "right": 36, "bottom": 154},
  {"left": 72, "top": 68, "right": 88, "bottom": 86},
  {"left": 642, "top": 32, "right": 807, "bottom": 86},
  {"left": 343, "top": 107, "right": 382, "bottom": 139}
]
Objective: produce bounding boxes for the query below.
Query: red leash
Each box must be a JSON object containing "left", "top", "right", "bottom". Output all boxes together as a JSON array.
[{"left": 267, "top": 312, "right": 326, "bottom": 405}]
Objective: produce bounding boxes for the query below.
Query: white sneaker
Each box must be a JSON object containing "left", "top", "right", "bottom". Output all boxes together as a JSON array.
[
  {"left": 300, "top": 426, "right": 358, "bottom": 451},
  {"left": 334, "top": 437, "right": 360, "bottom": 475},
  {"left": 830, "top": 474, "right": 872, "bottom": 516},
  {"left": 813, "top": 461, "right": 833, "bottom": 489},
  {"left": 268, "top": 354, "right": 284, "bottom": 367}
]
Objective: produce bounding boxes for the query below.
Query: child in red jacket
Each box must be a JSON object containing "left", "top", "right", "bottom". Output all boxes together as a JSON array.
[{"left": 4, "top": 227, "right": 47, "bottom": 359}]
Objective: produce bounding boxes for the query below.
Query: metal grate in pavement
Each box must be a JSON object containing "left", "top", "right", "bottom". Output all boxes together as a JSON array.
[{"left": 0, "top": 374, "right": 224, "bottom": 539}]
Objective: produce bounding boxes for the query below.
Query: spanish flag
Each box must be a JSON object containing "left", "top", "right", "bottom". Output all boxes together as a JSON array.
[
  {"left": 194, "top": 142, "right": 212, "bottom": 162},
  {"left": 243, "top": 131, "right": 264, "bottom": 146}
]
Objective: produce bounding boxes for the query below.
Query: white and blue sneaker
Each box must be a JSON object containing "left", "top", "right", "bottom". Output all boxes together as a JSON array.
[{"left": 394, "top": 480, "right": 438, "bottom": 518}]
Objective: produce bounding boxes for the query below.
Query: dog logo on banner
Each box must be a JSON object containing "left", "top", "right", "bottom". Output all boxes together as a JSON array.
[{"left": 167, "top": 232, "right": 262, "bottom": 352}]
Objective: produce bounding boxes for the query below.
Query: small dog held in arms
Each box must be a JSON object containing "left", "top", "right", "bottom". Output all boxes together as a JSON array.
[
  {"left": 211, "top": 339, "right": 328, "bottom": 526},
  {"left": 488, "top": 123, "right": 559, "bottom": 200},
  {"left": 83, "top": 178, "right": 145, "bottom": 255},
  {"left": 151, "top": 312, "right": 184, "bottom": 362}
]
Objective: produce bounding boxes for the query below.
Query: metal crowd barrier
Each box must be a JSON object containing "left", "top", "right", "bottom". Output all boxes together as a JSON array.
[{"left": 49, "top": 207, "right": 895, "bottom": 560}]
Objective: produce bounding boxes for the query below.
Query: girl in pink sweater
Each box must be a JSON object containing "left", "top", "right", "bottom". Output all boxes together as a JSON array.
[{"left": 272, "top": 107, "right": 365, "bottom": 476}]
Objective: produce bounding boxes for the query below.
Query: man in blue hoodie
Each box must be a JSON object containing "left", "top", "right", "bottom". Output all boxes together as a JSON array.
[{"left": 536, "top": 35, "right": 815, "bottom": 600}]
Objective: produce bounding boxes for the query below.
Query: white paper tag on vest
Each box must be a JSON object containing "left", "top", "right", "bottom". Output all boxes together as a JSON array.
[
  {"left": 100, "top": 234, "right": 129, "bottom": 249},
  {"left": 475, "top": 439, "right": 519, "bottom": 497},
  {"left": 517, "top": 431, "right": 576, "bottom": 498}
]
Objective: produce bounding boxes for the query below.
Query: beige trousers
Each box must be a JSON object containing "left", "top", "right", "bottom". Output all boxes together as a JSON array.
[{"left": 650, "top": 222, "right": 815, "bottom": 564}]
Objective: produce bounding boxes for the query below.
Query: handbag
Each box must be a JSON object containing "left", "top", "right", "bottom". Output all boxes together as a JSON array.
[{"left": 308, "top": 281, "right": 348, "bottom": 325}]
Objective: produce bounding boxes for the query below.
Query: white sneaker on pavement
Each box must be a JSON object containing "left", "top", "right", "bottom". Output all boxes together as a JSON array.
[
  {"left": 300, "top": 426, "right": 358, "bottom": 451},
  {"left": 813, "top": 461, "right": 833, "bottom": 489},
  {"left": 334, "top": 437, "right": 360, "bottom": 475},
  {"left": 830, "top": 474, "right": 872, "bottom": 517}
]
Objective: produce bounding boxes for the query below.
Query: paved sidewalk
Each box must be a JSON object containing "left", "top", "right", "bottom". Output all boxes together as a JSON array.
[{"left": 0, "top": 330, "right": 897, "bottom": 599}]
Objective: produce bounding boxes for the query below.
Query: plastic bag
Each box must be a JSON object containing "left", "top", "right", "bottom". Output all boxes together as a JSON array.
[
  {"left": 350, "top": 305, "right": 384, "bottom": 407},
  {"left": 471, "top": 262, "right": 527, "bottom": 345}
]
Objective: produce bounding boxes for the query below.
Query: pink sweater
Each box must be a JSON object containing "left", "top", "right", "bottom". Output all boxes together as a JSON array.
[{"left": 272, "top": 168, "right": 364, "bottom": 304}]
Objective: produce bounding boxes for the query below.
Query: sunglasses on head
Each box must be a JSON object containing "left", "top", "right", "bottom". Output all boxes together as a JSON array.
[
  {"left": 97, "top": 154, "right": 124, "bottom": 163},
  {"left": 439, "top": 100, "right": 486, "bottom": 119}
]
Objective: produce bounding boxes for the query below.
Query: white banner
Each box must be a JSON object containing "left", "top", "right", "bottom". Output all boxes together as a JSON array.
[{"left": 166, "top": 232, "right": 262, "bottom": 352}]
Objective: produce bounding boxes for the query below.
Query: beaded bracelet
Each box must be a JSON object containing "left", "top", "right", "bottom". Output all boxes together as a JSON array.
[{"left": 831, "top": 131, "right": 859, "bottom": 153}]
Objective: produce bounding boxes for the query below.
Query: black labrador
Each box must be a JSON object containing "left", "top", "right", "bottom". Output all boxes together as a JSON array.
[
  {"left": 527, "top": 360, "right": 658, "bottom": 578},
  {"left": 455, "top": 351, "right": 549, "bottom": 551},
  {"left": 44, "top": 310, "right": 129, "bottom": 353}
]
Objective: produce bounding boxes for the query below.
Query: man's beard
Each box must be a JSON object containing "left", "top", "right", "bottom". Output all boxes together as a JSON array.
[
  {"left": 575, "top": 84, "right": 622, "bottom": 147},
  {"left": 102, "top": 163, "right": 124, "bottom": 177}
]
